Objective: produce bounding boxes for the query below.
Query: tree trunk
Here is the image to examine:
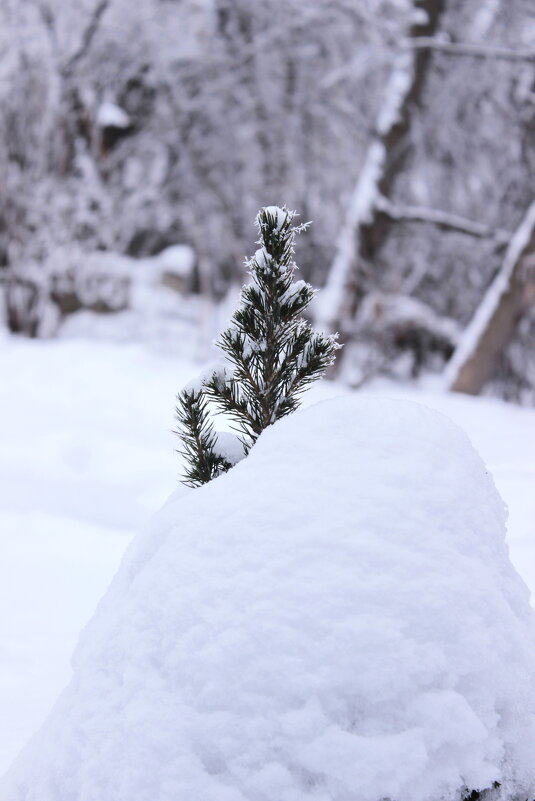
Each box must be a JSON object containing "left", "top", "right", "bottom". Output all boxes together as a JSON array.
[
  {"left": 445, "top": 201, "right": 535, "bottom": 395},
  {"left": 314, "top": 0, "right": 445, "bottom": 337}
]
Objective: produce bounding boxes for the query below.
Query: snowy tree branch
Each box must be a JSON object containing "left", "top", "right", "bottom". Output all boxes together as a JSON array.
[
  {"left": 376, "top": 196, "right": 511, "bottom": 243},
  {"left": 37, "top": 3, "right": 59, "bottom": 52},
  {"left": 62, "top": 0, "right": 111, "bottom": 76},
  {"left": 404, "top": 37, "right": 535, "bottom": 63}
]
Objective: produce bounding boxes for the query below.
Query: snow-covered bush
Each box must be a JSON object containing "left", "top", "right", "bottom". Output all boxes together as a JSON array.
[
  {"left": 0, "top": 0, "right": 397, "bottom": 338},
  {"left": 176, "top": 206, "right": 339, "bottom": 486},
  {"left": 2, "top": 395, "right": 535, "bottom": 801}
]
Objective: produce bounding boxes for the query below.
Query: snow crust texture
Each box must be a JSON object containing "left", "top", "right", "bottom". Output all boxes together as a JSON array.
[{"left": 3, "top": 396, "right": 535, "bottom": 801}]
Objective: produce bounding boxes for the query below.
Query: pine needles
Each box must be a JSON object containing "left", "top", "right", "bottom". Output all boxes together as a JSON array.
[
  {"left": 175, "top": 205, "right": 339, "bottom": 487},
  {"left": 175, "top": 389, "right": 232, "bottom": 487}
]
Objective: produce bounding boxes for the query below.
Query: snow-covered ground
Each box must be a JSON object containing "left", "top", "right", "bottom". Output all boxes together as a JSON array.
[{"left": 1, "top": 335, "right": 534, "bottom": 777}]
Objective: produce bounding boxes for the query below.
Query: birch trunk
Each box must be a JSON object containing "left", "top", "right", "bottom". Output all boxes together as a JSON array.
[
  {"left": 445, "top": 201, "right": 535, "bottom": 395},
  {"left": 314, "top": 0, "right": 445, "bottom": 336}
]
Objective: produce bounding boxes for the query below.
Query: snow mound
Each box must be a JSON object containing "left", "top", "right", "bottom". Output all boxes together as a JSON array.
[
  {"left": 156, "top": 244, "right": 195, "bottom": 278},
  {"left": 2, "top": 396, "right": 535, "bottom": 801},
  {"left": 213, "top": 431, "right": 246, "bottom": 466},
  {"left": 96, "top": 102, "right": 130, "bottom": 129}
]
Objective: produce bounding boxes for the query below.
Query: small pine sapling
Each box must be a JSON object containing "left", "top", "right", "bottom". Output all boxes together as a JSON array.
[
  {"left": 176, "top": 205, "right": 339, "bottom": 486},
  {"left": 205, "top": 206, "right": 339, "bottom": 443}
]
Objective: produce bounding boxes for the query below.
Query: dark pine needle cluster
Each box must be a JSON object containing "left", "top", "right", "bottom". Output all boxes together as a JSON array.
[{"left": 176, "top": 206, "right": 339, "bottom": 487}]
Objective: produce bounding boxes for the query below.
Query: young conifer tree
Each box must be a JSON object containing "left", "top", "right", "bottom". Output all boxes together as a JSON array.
[{"left": 176, "top": 205, "right": 339, "bottom": 486}]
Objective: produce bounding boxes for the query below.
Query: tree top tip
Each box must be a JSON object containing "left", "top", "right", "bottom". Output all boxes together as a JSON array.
[{"left": 257, "top": 205, "right": 294, "bottom": 231}]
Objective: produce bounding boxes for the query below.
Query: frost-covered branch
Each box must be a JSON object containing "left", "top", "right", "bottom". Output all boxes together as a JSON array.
[
  {"left": 37, "top": 2, "right": 59, "bottom": 52},
  {"left": 62, "top": 0, "right": 111, "bottom": 76},
  {"left": 357, "top": 291, "right": 461, "bottom": 345},
  {"left": 376, "top": 196, "right": 511, "bottom": 243},
  {"left": 405, "top": 37, "right": 535, "bottom": 63},
  {"left": 175, "top": 388, "right": 232, "bottom": 488}
]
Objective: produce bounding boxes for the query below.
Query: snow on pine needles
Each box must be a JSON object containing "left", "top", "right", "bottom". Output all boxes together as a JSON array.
[{"left": 175, "top": 206, "right": 338, "bottom": 487}]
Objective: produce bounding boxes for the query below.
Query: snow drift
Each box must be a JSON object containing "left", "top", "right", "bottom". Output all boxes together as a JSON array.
[{"left": 2, "top": 396, "right": 535, "bottom": 801}]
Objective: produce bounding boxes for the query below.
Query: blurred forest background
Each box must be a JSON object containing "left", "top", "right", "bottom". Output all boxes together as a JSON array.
[{"left": 1, "top": 0, "right": 535, "bottom": 402}]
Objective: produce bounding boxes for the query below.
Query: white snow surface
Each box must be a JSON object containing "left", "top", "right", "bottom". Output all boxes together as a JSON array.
[
  {"left": 96, "top": 101, "right": 130, "bottom": 129},
  {"left": 262, "top": 205, "right": 288, "bottom": 230},
  {"left": 253, "top": 246, "right": 272, "bottom": 270},
  {"left": 2, "top": 394, "right": 535, "bottom": 801},
  {"left": 376, "top": 51, "right": 413, "bottom": 136},
  {"left": 182, "top": 360, "right": 230, "bottom": 394},
  {"left": 156, "top": 244, "right": 195, "bottom": 277},
  {"left": 213, "top": 430, "right": 246, "bottom": 466}
]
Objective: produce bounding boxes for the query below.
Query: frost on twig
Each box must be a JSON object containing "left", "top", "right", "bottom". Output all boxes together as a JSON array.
[{"left": 376, "top": 196, "right": 511, "bottom": 244}]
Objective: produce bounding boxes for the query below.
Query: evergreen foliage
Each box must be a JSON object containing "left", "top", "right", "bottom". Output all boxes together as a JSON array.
[
  {"left": 175, "top": 388, "right": 231, "bottom": 488},
  {"left": 176, "top": 205, "right": 339, "bottom": 486}
]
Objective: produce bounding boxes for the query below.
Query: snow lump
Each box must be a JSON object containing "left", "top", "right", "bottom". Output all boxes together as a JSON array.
[{"left": 2, "top": 396, "right": 535, "bottom": 801}]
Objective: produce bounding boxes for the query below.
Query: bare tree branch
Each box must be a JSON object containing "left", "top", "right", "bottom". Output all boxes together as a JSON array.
[
  {"left": 37, "top": 2, "right": 59, "bottom": 52},
  {"left": 62, "top": 0, "right": 111, "bottom": 77},
  {"left": 405, "top": 37, "right": 535, "bottom": 62},
  {"left": 376, "top": 195, "right": 511, "bottom": 243}
]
